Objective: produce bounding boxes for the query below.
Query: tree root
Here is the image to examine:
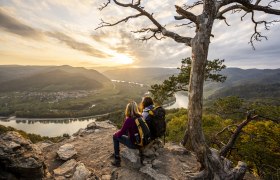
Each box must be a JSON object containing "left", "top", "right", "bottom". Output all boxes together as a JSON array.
[{"left": 187, "top": 148, "right": 247, "bottom": 180}]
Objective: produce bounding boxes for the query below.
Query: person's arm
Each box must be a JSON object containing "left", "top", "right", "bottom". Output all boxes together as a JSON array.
[{"left": 114, "top": 117, "right": 131, "bottom": 138}]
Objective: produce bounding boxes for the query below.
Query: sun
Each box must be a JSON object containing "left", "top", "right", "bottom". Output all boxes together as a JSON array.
[{"left": 114, "top": 54, "right": 134, "bottom": 65}]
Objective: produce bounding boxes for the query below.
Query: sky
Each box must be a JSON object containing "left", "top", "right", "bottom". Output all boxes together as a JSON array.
[{"left": 0, "top": 0, "right": 279, "bottom": 69}]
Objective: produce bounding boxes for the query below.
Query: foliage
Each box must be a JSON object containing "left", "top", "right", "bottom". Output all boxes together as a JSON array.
[
  {"left": 165, "top": 108, "right": 230, "bottom": 144},
  {"left": 235, "top": 121, "right": 280, "bottom": 179},
  {"left": 209, "top": 83, "right": 280, "bottom": 100},
  {"left": 250, "top": 102, "right": 280, "bottom": 122},
  {"left": 150, "top": 58, "right": 226, "bottom": 105},
  {"left": 166, "top": 109, "right": 188, "bottom": 142},
  {"left": 206, "top": 96, "right": 245, "bottom": 120},
  {"left": 166, "top": 97, "right": 280, "bottom": 179}
]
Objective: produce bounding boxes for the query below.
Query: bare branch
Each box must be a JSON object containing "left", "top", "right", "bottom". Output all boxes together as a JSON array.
[
  {"left": 268, "top": 0, "right": 280, "bottom": 7},
  {"left": 175, "top": 22, "right": 196, "bottom": 29},
  {"left": 95, "top": 13, "right": 143, "bottom": 30},
  {"left": 249, "top": 11, "right": 280, "bottom": 49},
  {"left": 175, "top": 5, "right": 198, "bottom": 26},
  {"left": 241, "top": 12, "right": 248, "bottom": 20},
  {"left": 219, "top": 0, "right": 280, "bottom": 15},
  {"left": 96, "top": 0, "right": 193, "bottom": 46},
  {"left": 131, "top": 28, "right": 166, "bottom": 41},
  {"left": 216, "top": 4, "right": 251, "bottom": 19},
  {"left": 224, "top": 18, "right": 231, "bottom": 26},
  {"left": 255, "top": 0, "right": 262, "bottom": 5},
  {"left": 174, "top": 16, "right": 185, "bottom": 20},
  {"left": 216, "top": 124, "right": 238, "bottom": 137},
  {"left": 98, "top": 0, "right": 111, "bottom": 11},
  {"left": 219, "top": 111, "right": 258, "bottom": 157},
  {"left": 183, "top": 1, "right": 203, "bottom": 10}
]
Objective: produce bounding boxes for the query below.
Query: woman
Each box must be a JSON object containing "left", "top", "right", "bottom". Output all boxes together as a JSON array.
[
  {"left": 112, "top": 101, "right": 140, "bottom": 167},
  {"left": 141, "top": 96, "right": 154, "bottom": 120}
]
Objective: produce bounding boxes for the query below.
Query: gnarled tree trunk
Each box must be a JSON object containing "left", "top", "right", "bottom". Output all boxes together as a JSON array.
[{"left": 187, "top": 3, "right": 247, "bottom": 179}]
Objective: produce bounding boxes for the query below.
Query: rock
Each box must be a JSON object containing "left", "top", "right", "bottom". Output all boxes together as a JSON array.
[
  {"left": 94, "top": 129, "right": 101, "bottom": 133},
  {"left": 142, "top": 148, "right": 156, "bottom": 158},
  {"left": 87, "top": 174, "right": 99, "bottom": 180},
  {"left": 8, "top": 141, "right": 21, "bottom": 150},
  {"left": 141, "top": 139, "right": 164, "bottom": 158},
  {"left": 72, "top": 163, "right": 91, "bottom": 180},
  {"left": 121, "top": 148, "right": 142, "bottom": 169},
  {"left": 73, "top": 128, "right": 86, "bottom": 136},
  {"left": 36, "top": 141, "right": 53, "bottom": 150},
  {"left": 53, "top": 159, "right": 77, "bottom": 176},
  {"left": 86, "top": 129, "right": 95, "bottom": 134},
  {"left": 95, "top": 120, "right": 116, "bottom": 129},
  {"left": 57, "top": 143, "right": 77, "bottom": 160},
  {"left": 152, "top": 159, "right": 163, "bottom": 169},
  {"left": 166, "top": 144, "right": 189, "bottom": 155},
  {"left": 0, "top": 131, "right": 45, "bottom": 179},
  {"left": 101, "top": 174, "right": 111, "bottom": 180},
  {"left": 86, "top": 122, "right": 97, "bottom": 130},
  {"left": 140, "top": 165, "right": 171, "bottom": 180},
  {"left": 55, "top": 176, "right": 66, "bottom": 180}
]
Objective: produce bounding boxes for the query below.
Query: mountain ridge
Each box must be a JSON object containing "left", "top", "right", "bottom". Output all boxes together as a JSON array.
[{"left": 0, "top": 65, "right": 111, "bottom": 92}]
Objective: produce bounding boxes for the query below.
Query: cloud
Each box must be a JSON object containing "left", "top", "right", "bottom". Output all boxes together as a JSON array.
[
  {"left": 0, "top": 8, "right": 43, "bottom": 39},
  {"left": 47, "top": 31, "right": 111, "bottom": 58},
  {"left": 1, "top": 0, "right": 279, "bottom": 68},
  {"left": 92, "top": 28, "right": 189, "bottom": 67}
]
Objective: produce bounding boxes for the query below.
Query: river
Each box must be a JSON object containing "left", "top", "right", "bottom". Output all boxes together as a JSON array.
[
  {"left": 0, "top": 92, "right": 188, "bottom": 137},
  {"left": 165, "top": 92, "right": 188, "bottom": 109},
  {"left": 0, "top": 118, "right": 97, "bottom": 137}
]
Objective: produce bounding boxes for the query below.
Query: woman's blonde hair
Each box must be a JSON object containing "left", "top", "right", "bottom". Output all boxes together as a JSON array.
[{"left": 125, "top": 101, "right": 141, "bottom": 118}]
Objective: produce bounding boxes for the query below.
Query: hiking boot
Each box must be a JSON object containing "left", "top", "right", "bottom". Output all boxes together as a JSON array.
[{"left": 111, "top": 155, "right": 121, "bottom": 167}]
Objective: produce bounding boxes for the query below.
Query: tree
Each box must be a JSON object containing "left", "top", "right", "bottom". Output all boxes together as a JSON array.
[
  {"left": 96, "top": 0, "right": 280, "bottom": 179},
  {"left": 149, "top": 58, "right": 226, "bottom": 105}
]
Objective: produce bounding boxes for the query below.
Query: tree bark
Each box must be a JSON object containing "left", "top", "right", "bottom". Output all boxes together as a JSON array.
[
  {"left": 187, "top": 2, "right": 247, "bottom": 179},
  {"left": 187, "top": 0, "right": 215, "bottom": 175}
]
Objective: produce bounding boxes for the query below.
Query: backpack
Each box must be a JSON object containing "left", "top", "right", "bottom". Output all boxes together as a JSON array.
[
  {"left": 134, "top": 117, "right": 151, "bottom": 146},
  {"left": 145, "top": 106, "right": 166, "bottom": 140}
]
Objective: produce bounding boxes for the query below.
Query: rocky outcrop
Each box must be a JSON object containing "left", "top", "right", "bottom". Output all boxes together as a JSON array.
[
  {"left": 53, "top": 159, "right": 78, "bottom": 176},
  {"left": 53, "top": 159, "right": 92, "bottom": 179},
  {"left": 57, "top": 143, "right": 77, "bottom": 160},
  {"left": 140, "top": 165, "right": 170, "bottom": 180},
  {"left": 72, "top": 163, "right": 91, "bottom": 180},
  {"left": 73, "top": 120, "right": 116, "bottom": 137},
  {"left": 119, "top": 140, "right": 197, "bottom": 180},
  {"left": 0, "top": 131, "right": 45, "bottom": 179},
  {"left": 0, "top": 120, "right": 259, "bottom": 179}
]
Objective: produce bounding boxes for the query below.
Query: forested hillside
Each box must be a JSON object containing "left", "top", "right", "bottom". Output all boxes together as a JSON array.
[
  {"left": 0, "top": 65, "right": 111, "bottom": 92},
  {"left": 205, "top": 68, "right": 280, "bottom": 99}
]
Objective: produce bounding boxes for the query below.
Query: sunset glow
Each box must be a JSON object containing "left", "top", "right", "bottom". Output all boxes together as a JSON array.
[
  {"left": 0, "top": 1, "right": 279, "bottom": 68},
  {"left": 113, "top": 54, "right": 134, "bottom": 65}
]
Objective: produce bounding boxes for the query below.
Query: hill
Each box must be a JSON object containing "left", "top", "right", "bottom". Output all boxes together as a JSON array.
[
  {"left": 103, "top": 67, "right": 179, "bottom": 85},
  {"left": 103, "top": 67, "right": 280, "bottom": 100},
  {"left": 0, "top": 65, "right": 111, "bottom": 92},
  {"left": 205, "top": 68, "right": 280, "bottom": 99}
]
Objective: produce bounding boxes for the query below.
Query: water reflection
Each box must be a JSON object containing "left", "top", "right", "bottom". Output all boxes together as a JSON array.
[
  {"left": 166, "top": 92, "right": 188, "bottom": 109},
  {"left": 0, "top": 118, "right": 96, "bottom": 137},
  {"left": 13, "top": 118, "right": 87, "bottom": 124}
]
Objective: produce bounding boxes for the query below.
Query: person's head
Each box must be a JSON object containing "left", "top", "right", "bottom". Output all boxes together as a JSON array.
[
  {"left": 125, "top": 101, "right": 141, "bottom": 118},
  {"left": 141, "top": 96, "right": 154, "bottom": 111}
]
